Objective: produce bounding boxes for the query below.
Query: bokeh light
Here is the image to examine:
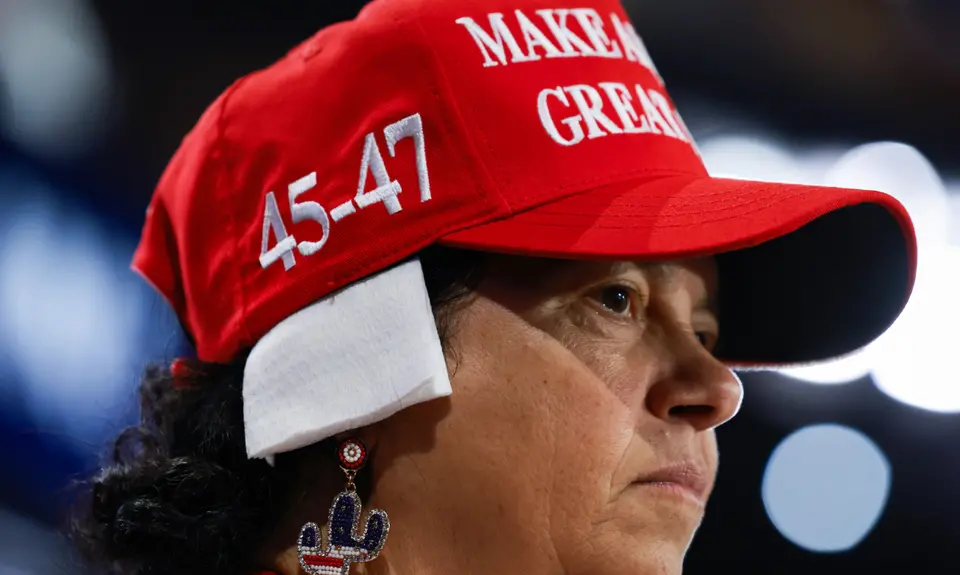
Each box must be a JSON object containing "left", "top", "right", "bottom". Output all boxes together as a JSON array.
[
  {"left": 869, "top": 245, "right": 960, "bottom": 412},
  {"left": 0, "top": 0, "right": 114, "bottom": 160},
  {"left": 777, "top": 347, "right": 874, "bottom": 385},
  {"left": 762, "top": 424, "right": 891, "bottom": 553},
  {"left": 699, "top": 135, "right": 813, "bottom": 184},
  {"left": 0, "top": 176, "right": 150, "bottom": 443}
]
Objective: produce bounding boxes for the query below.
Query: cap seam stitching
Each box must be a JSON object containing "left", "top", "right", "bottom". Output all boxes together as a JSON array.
[
  {"left": 215, "top": 76, "right": 256, "bottom": 356},
  {"left": 410, "top": 13, "right": 512, "bottom": 217},
  {"left": 501, "top": 186, "right": 814, "bottom": 227}
]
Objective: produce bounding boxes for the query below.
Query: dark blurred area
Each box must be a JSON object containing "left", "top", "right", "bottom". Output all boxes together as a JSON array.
[{"left": 0, "top": 1, "right": 957, "bottom": 573}]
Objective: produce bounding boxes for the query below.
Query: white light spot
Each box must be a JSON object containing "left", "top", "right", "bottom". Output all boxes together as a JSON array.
[
  {"left": 777, "top": 347, "right": 873, "bottom": 385},
  {"left": 869, "top": 245, "right": 960, "bottom": 412},
  {"left": 700, "top": 136, "right": 809, "bottom": 184},
  {"left": 0, "top": 0, "right": 114, "bottom": 160},
  {"left": 948, "top": 184, "right": 960, "bottom": 248},
  {"left": 762, "top": 424, "right": 890, "bottom": 553}
]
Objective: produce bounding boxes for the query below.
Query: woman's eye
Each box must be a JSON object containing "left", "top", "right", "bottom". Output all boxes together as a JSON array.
[
  {"left": 591, "top": 285, "right": 635, "bottom": 317},
  {"left": 695, "top": 331, "right": 717, "bottom": 351}
]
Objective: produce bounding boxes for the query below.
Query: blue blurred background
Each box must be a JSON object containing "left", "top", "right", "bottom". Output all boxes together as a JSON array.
[{"left": 0, "top": 0, "right": 957, "bottom": 573}]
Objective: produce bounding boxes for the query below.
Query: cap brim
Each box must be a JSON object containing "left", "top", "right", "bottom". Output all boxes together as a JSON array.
[{"left": 439, "top": 175, "right": 917, "bottom": 366}]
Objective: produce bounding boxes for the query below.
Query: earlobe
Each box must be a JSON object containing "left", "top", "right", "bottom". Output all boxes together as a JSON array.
[{"left": 265, "top": 544, "right": 304, "bottom": 575}]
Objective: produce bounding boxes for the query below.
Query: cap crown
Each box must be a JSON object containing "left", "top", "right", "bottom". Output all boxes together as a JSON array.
[{"left": 134, "top": 0, "right": 705, "bottom": 361}]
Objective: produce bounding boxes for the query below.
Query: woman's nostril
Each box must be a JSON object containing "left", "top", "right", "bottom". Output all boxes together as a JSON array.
[{"left": 669, "top": 405, "right": 714, "bottom": 417}]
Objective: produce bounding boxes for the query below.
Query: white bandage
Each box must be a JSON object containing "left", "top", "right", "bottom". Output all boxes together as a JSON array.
[{"left": 242, "top": 258, "right": 451, "bottom": 461}]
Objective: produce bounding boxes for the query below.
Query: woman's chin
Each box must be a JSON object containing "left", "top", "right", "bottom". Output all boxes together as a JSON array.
[
  {"left": 607, "top": 489, "right": 706, "bottom": 549},
  {"left": 572, "top": 547, "right": 687, "bottom": 575}
]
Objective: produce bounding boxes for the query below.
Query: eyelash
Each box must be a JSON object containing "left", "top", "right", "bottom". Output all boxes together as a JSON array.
[{"left": 588, "top": 283, "right": 642, "bottom": 320}]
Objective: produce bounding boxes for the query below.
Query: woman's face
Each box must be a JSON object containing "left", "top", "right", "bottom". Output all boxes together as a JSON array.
[{"left": 369, "top": 256, "right": 743, "bottom": 575}]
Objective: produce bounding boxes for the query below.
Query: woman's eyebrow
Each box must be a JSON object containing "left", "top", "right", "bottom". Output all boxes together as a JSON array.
[
  {"left": 607, "top": 261, "right": 640, "bottom": 276},
  {"left": 636, "top": 261, "right": 717, "bottom": 313},
  {"left": 610, "top": 261, "right": 661, "bottom": 276}
]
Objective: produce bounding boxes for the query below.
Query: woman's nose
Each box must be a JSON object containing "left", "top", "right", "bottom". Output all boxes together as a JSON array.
[{"left": 645, "top": 334, "right": 743, "bottom": 431}]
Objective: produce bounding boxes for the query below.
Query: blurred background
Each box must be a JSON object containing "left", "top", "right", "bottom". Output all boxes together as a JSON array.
[{"left": 0, "top": 0, "right": 957, "bottom": 573}]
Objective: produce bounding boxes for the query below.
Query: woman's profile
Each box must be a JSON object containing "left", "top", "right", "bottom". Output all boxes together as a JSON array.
[{"left": 69, "top": 0, "right": 916, "bottom": 574}]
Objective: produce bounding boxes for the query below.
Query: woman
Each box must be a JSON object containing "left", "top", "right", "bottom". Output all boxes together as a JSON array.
[{"left": 70, "top": 0, "right": 916, "bottom": 573}]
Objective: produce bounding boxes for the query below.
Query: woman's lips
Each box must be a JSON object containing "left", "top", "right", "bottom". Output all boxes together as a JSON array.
[{"left": 632, "top": 462, "right": 710, "bottom": 506}]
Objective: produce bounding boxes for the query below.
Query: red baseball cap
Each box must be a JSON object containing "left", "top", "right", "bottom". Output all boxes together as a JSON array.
[{"left": 134, "top": 0, "right": 916, "bottom": 373}]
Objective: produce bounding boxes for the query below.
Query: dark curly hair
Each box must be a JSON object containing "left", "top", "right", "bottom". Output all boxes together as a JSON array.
[{"left": 69, "top": 246, "right": 486, "bottom": 575}]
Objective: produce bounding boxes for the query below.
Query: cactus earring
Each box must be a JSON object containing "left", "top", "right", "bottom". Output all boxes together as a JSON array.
[{"left": 297, "top": 438, "right": 390, "bottom": 575}]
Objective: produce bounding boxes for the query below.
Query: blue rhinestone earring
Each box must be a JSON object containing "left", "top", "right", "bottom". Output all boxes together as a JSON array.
[{"left": 297, "top": 438, "right": 390, "bottom": 575}]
